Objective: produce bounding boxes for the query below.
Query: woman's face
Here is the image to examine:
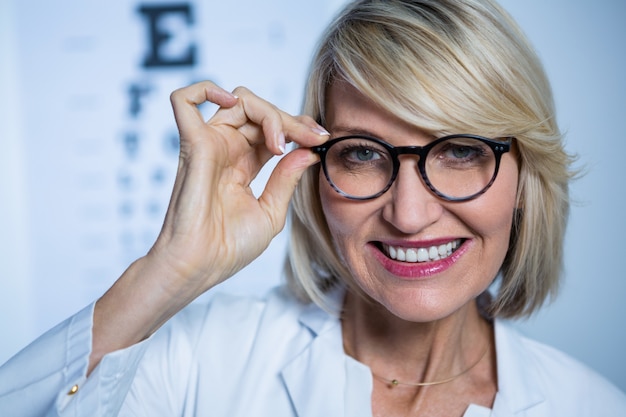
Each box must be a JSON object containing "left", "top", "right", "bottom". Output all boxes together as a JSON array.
[{"left": 320, "top": 82, "right": 519, "bottom": 322}]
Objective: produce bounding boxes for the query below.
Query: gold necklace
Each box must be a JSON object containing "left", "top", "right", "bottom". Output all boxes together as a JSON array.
[{"left": 372, "top": 345, "right": 489, "bottom": 388}]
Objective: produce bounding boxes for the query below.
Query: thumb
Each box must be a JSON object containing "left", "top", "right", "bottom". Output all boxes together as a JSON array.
[{"left": 258, "top": 148, "right": 319, "bottom": 233}]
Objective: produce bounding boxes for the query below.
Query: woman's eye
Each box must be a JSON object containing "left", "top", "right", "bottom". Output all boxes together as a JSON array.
[
  {"left": 351, "top": 148, "right": 381, "bottom": 161},
  {"left": 337, "top": 144, "right": 384, "bottom": 163},
  {"left": 449, "top": 145, "right": 475, "bottom": 159},
  {"left": 439, "top": 142, "right": 490, "bottom": 162}
]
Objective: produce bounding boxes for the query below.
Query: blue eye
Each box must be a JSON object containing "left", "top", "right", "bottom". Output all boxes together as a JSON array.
[
  {"left": 450, "top": 145, "right": 475, "bottom": 159},
  {"left": 352, "top": 148, "right": 381, "bottom": 161},
  {"left": 438, "top": 142, "right": 489, "bottom": 164},
  {"left": 336, "top": 142, "right": 387, "bottom": 165}
]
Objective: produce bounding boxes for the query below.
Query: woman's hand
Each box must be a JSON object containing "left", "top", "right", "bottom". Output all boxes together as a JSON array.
[
  {"left": 149, "top": 81, "right": 328, "bottom": 296},
  {"left": 90, "top": 81, "right": 328, "bottom": 372}
]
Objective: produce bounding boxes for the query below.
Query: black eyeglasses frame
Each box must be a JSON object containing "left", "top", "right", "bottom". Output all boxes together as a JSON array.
[{"left": 312, "top": 134, "right": 512, "bottom": 202}]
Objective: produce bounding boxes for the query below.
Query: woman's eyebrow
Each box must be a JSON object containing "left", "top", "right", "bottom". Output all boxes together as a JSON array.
[
  {"left": 328, "top": 125, "right": 382, "bottom": 138},
  {"left": 329, "top": 125, "right": 441, "bottom": 142}
]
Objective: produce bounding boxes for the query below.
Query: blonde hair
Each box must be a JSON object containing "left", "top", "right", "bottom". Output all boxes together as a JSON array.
[{"left": 285, "top": 0, "right": 575, "bottom": 318}]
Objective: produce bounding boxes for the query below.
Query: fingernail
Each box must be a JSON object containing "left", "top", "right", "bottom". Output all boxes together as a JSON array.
[
  {"left": 312, "top": 127, "right": 330, "bottom": 136},
  {"left": 278, "top": 132, "right": 286, "bottom": 154}
]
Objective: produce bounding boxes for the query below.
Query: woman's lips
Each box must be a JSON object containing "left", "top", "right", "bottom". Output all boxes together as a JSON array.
[
  {"left": 382, "top": 239, "right": 462, "bottom": 263},
  {"left": 370, "top": 239, "right": 469, "bottom": 278}
]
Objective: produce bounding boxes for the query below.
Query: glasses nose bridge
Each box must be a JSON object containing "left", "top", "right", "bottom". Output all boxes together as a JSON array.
[
  {"left": 393, "top": 145, "right": 427, "bottom": 166},
  {"left": 390, "top": 145, "right": 430, "bottom": 192}
]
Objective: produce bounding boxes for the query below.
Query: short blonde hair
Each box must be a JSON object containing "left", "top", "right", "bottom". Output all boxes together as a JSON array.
[{"left": 285, "top": 0, "right": 575, "bottom": 318}]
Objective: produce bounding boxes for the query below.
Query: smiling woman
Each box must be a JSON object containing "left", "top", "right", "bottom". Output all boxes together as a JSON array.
[
  {"left": 289, "top": 0, "right": 567, "bottom": 319},
  {"left": 1, "top": 1, "right": 625, "bottom": 416}
]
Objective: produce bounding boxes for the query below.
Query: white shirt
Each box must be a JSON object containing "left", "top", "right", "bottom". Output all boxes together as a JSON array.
[{"left": 1, "top": 286, "right": 625, "bottom": 416}]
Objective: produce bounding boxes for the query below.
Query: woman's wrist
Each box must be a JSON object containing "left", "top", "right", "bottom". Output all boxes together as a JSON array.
[{"left": 89, "top": 254, "right": 213, "bottom": 374}]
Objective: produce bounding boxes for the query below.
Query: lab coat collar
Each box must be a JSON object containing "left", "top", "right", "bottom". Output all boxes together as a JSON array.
[
  {"left": 295, "top": 285, "right": 345, "bottom": 336},
  {"left": 282, "top": 288, "right": 547, "bottom": 417}
]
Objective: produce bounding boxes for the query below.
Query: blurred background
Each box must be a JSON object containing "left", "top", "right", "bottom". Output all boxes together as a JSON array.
[{"left": 1, "top": 0, "right": 624, "bottom": 391}]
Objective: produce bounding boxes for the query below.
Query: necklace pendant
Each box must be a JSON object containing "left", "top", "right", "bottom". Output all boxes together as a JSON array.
[{"left": 391, "top": 379, "right": 399, "bottom": 387}]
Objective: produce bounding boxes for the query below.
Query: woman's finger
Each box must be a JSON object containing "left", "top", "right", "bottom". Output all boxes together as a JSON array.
[
  {"left": 258, "top": 147, "right": 320, "bottom": 233},
  {"left": 169, "top": 81, "right": 329, "bottom": 173},
  {"left": 170, "top": 81, "right": 239, "bottom": 136},
  {"left": 220, "top": 87, "right": 329, "bottom": 155}
]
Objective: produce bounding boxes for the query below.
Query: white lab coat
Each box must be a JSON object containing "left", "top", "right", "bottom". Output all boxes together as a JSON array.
[{"left": 1, "top": 286, "right": 625, "bottom": 416}]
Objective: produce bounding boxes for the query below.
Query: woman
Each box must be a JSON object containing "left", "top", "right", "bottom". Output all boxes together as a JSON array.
[{"left": 1, "top": 0, "right": 624, "bottom": 416}]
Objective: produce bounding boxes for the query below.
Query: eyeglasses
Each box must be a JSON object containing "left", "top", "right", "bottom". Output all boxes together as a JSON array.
[{"left": 312, "top": 134, "right": 511, "bottom": 202}]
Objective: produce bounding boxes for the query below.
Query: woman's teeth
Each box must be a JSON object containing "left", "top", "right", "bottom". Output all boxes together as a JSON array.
[{"left": 384, "top": 239, "right": 461, "bottom": 263}]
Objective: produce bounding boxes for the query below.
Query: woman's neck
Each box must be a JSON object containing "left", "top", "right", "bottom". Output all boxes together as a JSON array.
[{"left": 341, "top": 291, "right": 493, "bottom": 386}]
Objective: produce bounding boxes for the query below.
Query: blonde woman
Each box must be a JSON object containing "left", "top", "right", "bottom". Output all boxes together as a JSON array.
[{"left": 1, "top": 1, "right": 625, "bottom": 416}]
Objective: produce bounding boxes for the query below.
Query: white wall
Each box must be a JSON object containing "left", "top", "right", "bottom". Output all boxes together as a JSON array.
[
  {"left": 498, "top": 0, "right": 626, "bottom": 391},
  {"left": 1, "top": 0, "right": 624, "bottom": 392},
  {"left": 0, "top": 0, "right": 34, "bottom": 368}
]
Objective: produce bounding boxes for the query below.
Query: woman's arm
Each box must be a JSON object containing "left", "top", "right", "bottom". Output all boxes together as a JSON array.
[
  {"left": 0, "top": 81, "right": 329, "bottom": 417},
  {"left": 88, "top": 81, "right": 328, "bottom": 374}
]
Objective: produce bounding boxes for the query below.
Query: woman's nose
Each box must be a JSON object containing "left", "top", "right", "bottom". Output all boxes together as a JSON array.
[{"left": 381, "top": 157, "right": 443, "bottom": 234}]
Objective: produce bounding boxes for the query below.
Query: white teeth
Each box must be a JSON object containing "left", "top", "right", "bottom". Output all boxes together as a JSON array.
[{"left": 384, "top": 239, "right": 462, "bottom": 263}]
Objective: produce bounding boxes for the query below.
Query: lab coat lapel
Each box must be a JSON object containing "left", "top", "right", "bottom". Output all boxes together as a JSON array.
[
  {"left": 280, "top": 300, "right": 372, "bottom": 417},
  {"left": 281, "top": 324, "right": 344, "bottom": 417},
  {"left": 490, "top": 320, "right": 545, "bottom": 416}
]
